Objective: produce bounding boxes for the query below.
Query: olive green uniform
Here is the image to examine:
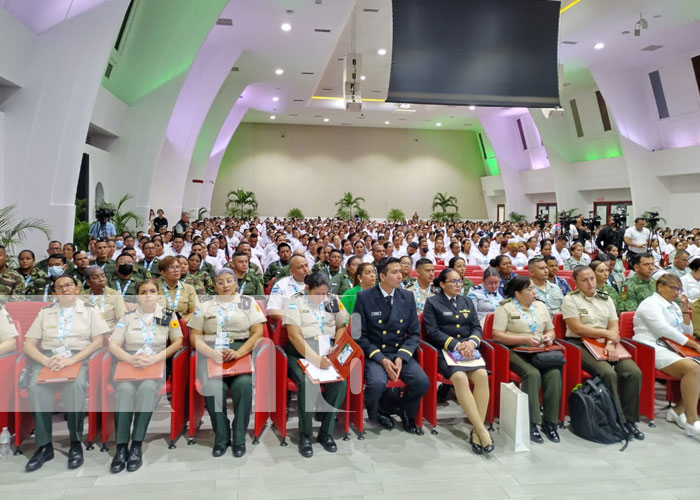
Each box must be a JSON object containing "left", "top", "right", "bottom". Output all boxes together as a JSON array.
[
  {"left": 140, "top": 258, "right": 161, "bottom": 279},
  {"left": 37, "top": 258, "right": 75, "bottom": 275},
  {"left": 199, "top": 261, "right": 216, "bottom": 281},
  {"left": 460, "top": 278, "right": 475, "bottom": 296},
  {"left": 0, "top": 267, "right": 26, "bottom": 296},
  {"left": 69, "top": 268, "right": 89, "bottom": 290},
  {"left": 493, "top": 299, "right": 561, "bottom": 425},
  {"left": 107, "top": 275, "right": 142, "bottom": 297},
  {"left": 79, "top": 287, "right": 126, "bottom": 329},
  {"left": 25, "top": 301, "right": 109, "bottom": 445},
  {"left": 20, "top": 268, "right": 50, "bottom": 297},
  {"left": 331, "top": 272, "right": 355, "bottom": 296},
  {"left": 110, "top": 305, "right": 182, "bottom": 443},
  {"left": 561, "top": 290, "right": 642, "bottom": 423},
  {"left": 189, "top": 296, "right": 266, "bottom": 447},
  {"left": 184, "top": 271, "right": 214, "bottom": 295},
  {"left": 282, "top": 293, "right": 349, "bottom": 436},
  {"left": 618, "top": 275, "right": 656, "bottom": 313},
  {"left": 263, "top": 260, "right": 290, "bottom": 288},
  {"left": 399, "top": 276, "right": 417, "bottom": 290},
  {"left": 231, "top": 271, "right": 263, "bottom": 297}
]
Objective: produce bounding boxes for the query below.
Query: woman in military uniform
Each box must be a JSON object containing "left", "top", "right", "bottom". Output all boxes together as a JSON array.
[
  {"left": 590, "top": 259, "right": 620, "bottom": 308},
  {"left": 17, "top": 249, "right": 50, "bottom": 298},
  {"left": 492, "top": 276, "right": 561, "bottom": 444},
  {"left": 23, "top": 275, "right": 110, "bottom": 472},
  {"left": 107, "top": 279, "right": 183, "bottom": 473},
  {"left": 332, "top": 255, "right": 360, "bottom": 296},
  {"left": 447, "top": 256, "right": 475, "bottom": 296},
  {"left": 467, "top": 267, "right": 504, "bottom": 326},
  {"left": 156, "top": 256, "right": 199, "bottom": 324},
  {"left": 185, "top": 253, "right": 215, "bottom": 295},
  {"left": 80, "top": 265, "right": 127, "bottom": 328},
  {"left": 189, "top": 269, "right": 266, "bottom": 458},
  {"left": 283, "top": 273, "right": 349, "bottom": 458},
  {"left": 0, "top": 304, "right": 19, "bottom": 355},
  {"left": 423, "top": 269, "right": 493, "bottom": 454},
  {"left": 340, "top": 262, "right": 376, "bottom": 314}
]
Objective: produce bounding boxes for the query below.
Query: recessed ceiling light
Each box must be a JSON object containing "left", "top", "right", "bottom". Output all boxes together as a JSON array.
[
  {"left": 272, "top": 97, "right": 279, "bottom": 102},
  {"left": 275, "top": 68, "right": 284, "bottom": 75},
  {"left": 270, "top": 115, "right": 276, "bottom": 120},
  {"left": 323, "top": 118, "right": 330, "bottom": 122},
  {"left": 281, "top": 23, "right": 292, "bottom": 31},
  {"left": 594, "top": 42, "right": 605, "bottom": 50},
  {"left": 360, "top": 75, "right": 366, "bottom": 80},
  {"left": 436, "top": 122, "right": 442, "bottom": 127},
  {"left": 377, "top": 48, "right": 387, "bottom": 55},
  {"left": 469, "top": 105, "right": 476, "bottom": 110},
  {"left": 384, "top": 121, "right": 390, "bottom": 125}
]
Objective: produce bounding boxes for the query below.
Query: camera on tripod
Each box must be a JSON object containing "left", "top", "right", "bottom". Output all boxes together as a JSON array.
[
  {"left": 535, "top": 212, "right": 548, "bottom": 231},
  {"left": 611, "top": 206, "right": 627, "bottom": 227},
  {"left": 581, "top": 212, "right": 601, "bottom": 232},
  {"left": 646, "top": 211, "right": 661, "bottom": 229},
  {"left": 95, "top": 207, "right": 115, "bottom": 224},
  {"left": 558, "top": 212, "right": 573, "bottom": 230}
]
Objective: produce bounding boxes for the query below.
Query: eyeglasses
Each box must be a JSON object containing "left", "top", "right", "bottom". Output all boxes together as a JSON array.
[
  {"left": 54, "top": 283, "right": 75, "bottom": 291},
  {"left": 447, "top": 279, "right": 464, "bottom": 286},
  {"left": 665, "top": 285, "right": 682, "bottom": 293},
  {"left": 165, "top": 266, "right": 180, "bottom": 272}
]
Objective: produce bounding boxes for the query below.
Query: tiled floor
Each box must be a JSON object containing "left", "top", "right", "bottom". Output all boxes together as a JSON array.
[{"left": 1, "top": 395, "right": 699, "bottom": 500}]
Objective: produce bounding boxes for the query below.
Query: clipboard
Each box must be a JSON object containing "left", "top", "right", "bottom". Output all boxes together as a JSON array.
[
  {"left": 581, "top": 338, "right": 632, "bottom": 361},
  {"left": 37, "top": 363, "right": 81, "bottom": 383},
  {"left": 207, "top": 354, "right": 253, "bottom": 379},
  {"left": 664, "top": 335, "right": 699, "bottom": 358},
  {"left": 299, "top": 330, "right": 363, "bottom": 384},
  {"left": 513, "top": 344, "right": 564, "bottom": 353},
  {"left": 297, "top": 359, "right": 343, "bottom": 384},
  {"left": 114, "top": 361, "right": 165, "bottom": 381}
]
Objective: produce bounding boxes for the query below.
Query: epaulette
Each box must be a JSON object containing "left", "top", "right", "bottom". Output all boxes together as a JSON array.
[
  {"left": 199, "top": 295, "right": 215, "bottom": 303},
  {"left": 499, "top": 298, "right": 512, "bottom": 305},
  {"left": 324, "top": 297, "right": 341, "bottom": 313},
  {"left": 41, "top": 303, "right": 54, "bottom": 309},
  {"left": 570, "top": 290, "right": 582, "bottom": 295},
  {"left": 239, "top": 295, "right": 252, "bottom": 310},
  {"left": 291, "top": 291, "right": 304, "bottom": 298},
  {"left": 596, "top": 289, "right": 610, "bottom": 300}
]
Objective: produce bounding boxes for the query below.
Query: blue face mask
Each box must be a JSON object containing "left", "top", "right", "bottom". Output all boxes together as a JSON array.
[
  {"left": 48, "top": 266, "right": 64, "bottom": 278},
  {"left": 115, "top": 240, "right": 124, "bottom": 249}
]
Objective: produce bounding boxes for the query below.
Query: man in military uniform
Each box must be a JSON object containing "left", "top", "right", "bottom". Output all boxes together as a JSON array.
[
  {"left": 618, "top": 253, "right": 656, "bottom": 313},
  {"left": 354, "top": 257, "right": 429, "bottom": 434},
  {"left": 311, "top": 245, "right": 332, "bottom": 273},
  {"left": 262, "top": 242, "right": 292, "bottom": 288},
  {"left": 561, "top": 266, "right": 645, "bottom": 440},
  {"left": 398, "top": 255, "right": 416, "bottom": 289},
  {"left": 139, "top": 241, "right": 161, "bottom": 279},
  {"left": 0, "top": 245, "right": 26, "bottom": 296},
  {"left": 107, "top": 253, "right": 141, "bottom": 297},
  {"left": 226, "top": 251, "right": 263, "bottom": 297},
  {"left": 70, "top": 251, "right": 90, "bottom": 289},
  {"left": 319, "top": 249, "right": 346, "bottom": 283},
  {"left": 529, "top": 257, "right": 564, "bottom": 316},
  {"left": 666, "top": 250, "right": 690, "bottom": 278},
  {"left": 267, "top": 255, "right": 310, "bottom": 321},
  {"left": 404, "top": 258, "right": 435, "bottom": 312},
  {"left": 36, "top": 241, "right": 76, "bottom": 274},
  {"left": 191, "top": 243, "right": 216, "bottom": 280},
  {"left": 90, "top": 240, "right": 116, "bottom": 274},
  {"left": 235, "top": 241, "right": 263, "bottom": 280}
]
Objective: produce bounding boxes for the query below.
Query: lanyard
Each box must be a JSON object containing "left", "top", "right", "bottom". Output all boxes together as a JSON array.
[
  {"left": 140, "top": 317, "right": 156, "bottom": 345},
  {"left": 217, "top": 302, "right": 235, "bottom": 333},
  {"left": 238, "top": 279, "right": 246, "bottom": 294},
  {"left": 165, "top": 282, "right": 182, "bottom": 309},
  {"left": 485, "top": 291, "right": 499, "bottom": 309},
  {"left": 44, "top": 284, "right": 51, "bottom": 302},
  {"left": 25, "top": 275, "right": 31, "bottom": 287},
  {"left": 305, "top": 294, "right": 326, "bottom": 334},
  {"left": 514, "top": 300, "right": 538, "bottom": 334},
  {"left": 414, "top": 287, "right": 427, "bottom": 310},
  {"left": 145, "top": 260, "right": 155, "bottom": 271},
  {"left": 116, "top": 279, "right": 131, "bottom": 296},
  {"left": 90, "top": 293, "right": 105, "bottom": 314},
  {"left": 58, "top": 307, "right": 74, "bottom": 343},
  {"left": 291, "top": 281, "right": 303, "bottom": 294}
]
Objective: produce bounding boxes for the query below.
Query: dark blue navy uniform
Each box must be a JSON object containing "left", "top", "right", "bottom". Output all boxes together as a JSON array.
[{"left": 354, "top": 285, "right": 429, "bottom": 421}]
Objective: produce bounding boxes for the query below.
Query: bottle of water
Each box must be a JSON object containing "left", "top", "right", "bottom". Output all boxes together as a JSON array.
[{"left": 0, "top": 427, "right": 10, "bottom": 459}]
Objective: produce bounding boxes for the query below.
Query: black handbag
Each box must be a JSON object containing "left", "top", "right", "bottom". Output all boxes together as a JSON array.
[{"left": 530, "top": 350, "right": 566, "bottom": 369}]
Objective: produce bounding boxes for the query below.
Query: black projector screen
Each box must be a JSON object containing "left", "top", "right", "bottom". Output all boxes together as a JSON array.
[{"left": 387, "top": 0, "right": 561, "bottom": 108}]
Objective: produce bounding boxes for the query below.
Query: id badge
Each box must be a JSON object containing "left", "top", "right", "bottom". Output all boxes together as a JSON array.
[
  {"left": 142, "top": 345, "right": 155, "bottom": 356},
  {"left": 318, "top": 334, "right": 331, "bottom": 357},
  {"left": 52, "top": 345, "right": 72, "bottom": 358},
  {"left": 215, "top": 337, "right": 230, "bottom": 351}
]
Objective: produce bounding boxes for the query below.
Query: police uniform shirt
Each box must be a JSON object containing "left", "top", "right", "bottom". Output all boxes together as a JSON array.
[
  {"left": 560, "top": 290, "right": 617, "bottom": 338},
  {"left": 79, "top": 287, "right": 126, "bottom": 328},
  {"left": 189, "top": 296, "right": 266, "bottom": 345},
  {"left": 404, "top": 281, "right": 435, "bottom": 310},
  {"left": 110, "top": 304, "right": 182, "bottom": 352},
  {"left": 283, "top": 292, "right": 349, "bottom": 340},
  {"left": 267, "top": 276, "right": 306, "bottom": 312},
  {"left": 493, "top": 299, "right": 553, "bottom": 342},
  {"left": 157, "top": 280, "right": 199, "bottom": 316},
  {"left": 0, "top": 306, "right": 19, "bottom": 342},
  {"left": 533, "top": 280, "right": 564, "bottom": 317},
  {"left": 26, "top": 300, "right": 110, "bottom": 352}
]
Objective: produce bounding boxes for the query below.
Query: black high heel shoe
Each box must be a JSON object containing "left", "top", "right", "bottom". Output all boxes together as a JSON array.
[{"left": 469, "top": 430, "right": 483, "bottom": 455}]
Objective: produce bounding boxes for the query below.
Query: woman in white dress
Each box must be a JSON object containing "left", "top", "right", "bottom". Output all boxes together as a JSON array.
[
  {"left": 680, "top": 257, "right": 700, "bottom": 303},
  {"left": 633, "top": 273, "right": 700, "bottom": 436}
]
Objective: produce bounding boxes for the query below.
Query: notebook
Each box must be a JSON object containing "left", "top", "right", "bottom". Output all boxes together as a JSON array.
[
  {"left": 114, "top": 361, "right": 165, "bottom": 381},
  {"left": 513, "top": 344, "right": 564, "bottom": 353},
  {"left": 37, "top": 363, "right": 81, "bottom": 383},
  {"left": 581, "top": 338, "right": 632, "bottom": 361},
  {"left": 664, "top": 335, "right": 699, "bottom": 358},
  {"left": 207, "top": 354, "right": 253, "bottom": 378}
]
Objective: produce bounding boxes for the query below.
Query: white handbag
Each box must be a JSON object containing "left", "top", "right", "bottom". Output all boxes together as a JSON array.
[{"left": 499, "top": 382, "right": 530, "bottom": 452}]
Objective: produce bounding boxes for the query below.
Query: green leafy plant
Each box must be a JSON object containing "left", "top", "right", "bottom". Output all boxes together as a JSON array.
[
  {"left": 508, "top": 211, "right": 527, "bottom": 223},
  {"left": 0, "top": 205, "right": 51, "bottom": 254},
  {"left": 73, "top": 198, "right": 90, "bottom": 251},
  {"left": 287, "top": 208, "right": 304, "bottom": 219},
  {"left": 225, "top": 189, "right": 259, "bottom": 218},
  {"left": 431, "top": 192, "right": 460, "bottom": 222},
  {"left": 96, "top": 194, "right": 143, "bottom": 234},
  {"left": 386, "top": 208, "right": 405, "bottom": 222},
  {"left": 432, "top": 211, "right": 461, "bottom": 222},
  {"left": 335, "top": 192, "right": 366, "bottom": 220},
  {"left": 197, "top": 207, "right": 208, "bottom": 220}
]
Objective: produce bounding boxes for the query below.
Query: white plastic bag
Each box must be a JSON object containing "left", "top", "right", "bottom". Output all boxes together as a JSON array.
[{"left": 499, "top": 382, "right": 530, "bottom": 452}]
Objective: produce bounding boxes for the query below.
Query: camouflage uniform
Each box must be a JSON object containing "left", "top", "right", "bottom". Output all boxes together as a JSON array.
[
  {"left": 235, "top": 271, "right": 263, "bottom": 296},
  {"left": 0, "top": 267, "right": 26, "bottom": 296},
  {"left": 69, "top": 268, "right": 89, "bottom": 289},
  {"left": 20, "top": 268, "right": 51, "bottom": 297},
  {"left": 183, "top": 271, "right": 214, "bottom": 295},
  {"left": 263, "top": 260, "right": 289, "bottom": 288},
  {"left": 617, "top": 275, "right": 656, "bottom": 313}
]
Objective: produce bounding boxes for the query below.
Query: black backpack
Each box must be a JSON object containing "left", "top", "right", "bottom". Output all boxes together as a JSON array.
[{"left": 568, "top": 377, "right": 630, "bottom": 450}]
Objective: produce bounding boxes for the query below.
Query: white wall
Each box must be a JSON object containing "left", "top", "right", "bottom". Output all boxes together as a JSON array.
[{"left": 211, "top": 123, "right": 488, "bottom": 219}]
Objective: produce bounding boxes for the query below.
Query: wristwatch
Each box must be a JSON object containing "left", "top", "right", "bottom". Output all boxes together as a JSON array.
[{"left": 607, "top": 340, "right": 617, "bottom": 347}]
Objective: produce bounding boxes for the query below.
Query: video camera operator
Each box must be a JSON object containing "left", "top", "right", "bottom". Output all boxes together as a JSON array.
[
  {"left": 624, "top": 216, "right": 651, "bottom": 262},
  {"left": 89, "top": 207, "right": 117, "bottom": 239},
  {"left": 596, "top": 215, "right": 625, "bottom": 253}
]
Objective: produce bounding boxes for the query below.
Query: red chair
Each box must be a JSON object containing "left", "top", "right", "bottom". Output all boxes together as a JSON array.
[
  {"left": 265, "top": 278, "right": 275, "bottom": 296},
  {"left": 419, "top": 315, "right": 496, "bottom": 434},
  {"left": 514, "top": 270, "right": 530, "bottom": 276},
  {"left": 0, "top": 320, "right": 22, "bottom": 440},
  {"left": 99, "top": 318, "right": 190, "bottom": 450},
  {"left": 270, "top": 324, "right": 359, "bottom": 444},
  {"left": 553, "top": 313, "right": 592, "bottom": 416},
  {"left": 465, "top": 266, "right": 482, "bottom": 274}
]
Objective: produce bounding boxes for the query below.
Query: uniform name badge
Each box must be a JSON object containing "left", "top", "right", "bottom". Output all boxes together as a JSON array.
[
  {"left": 215, "top": 328, "right": 230, "bottom": 350},
  {"left": 318, "top": 334, "right": 331, "bottom": 356},
  {"left": 52, "top": 345, "right": 72, "bottom": 358}
]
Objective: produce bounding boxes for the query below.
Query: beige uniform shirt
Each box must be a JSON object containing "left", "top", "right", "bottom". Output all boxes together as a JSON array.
[
  {"left": 26, "top": 300, "right": 109, "bottom": 352},
  {"left": 404, "top": 282, "right": 435, "bottom": 310},
  {"left": 493, "top": 299, "right": 553, "bottom": 342},
  {"left": 283, "top": 293, "right": 349, "bottom": 340},
  {"left": 157, "top": 280, "right": 199, "bottom": 316},
  {"left": 110, "top": 304, "right": 182, "bottom": 353},
  {"left": 79, "top": 287, "right": 126, "bottom": 328},
  {"left": 189, "top": 296, "right": 266, "bottom": 344},
  {"left": 561, "top": 290, "right": 617, "bottom": 338},
  {"left": 0, "top": 306, "right": 19, "bottom": 342}
]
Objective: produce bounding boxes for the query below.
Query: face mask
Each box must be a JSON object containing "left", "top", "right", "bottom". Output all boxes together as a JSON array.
[
  {"left": 118, "top": 264, "right": 134, "bottom": 275},
  {"left": 421, "top": 247, "right": 428, "bottom": 253},
  {"left": 115, "top": 240, "right": 124, "bottom": 249},
  {"left": 48, "top": 266, "right": 64, "bottom": 278}
]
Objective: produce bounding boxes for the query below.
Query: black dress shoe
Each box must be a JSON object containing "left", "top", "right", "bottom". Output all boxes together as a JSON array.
[
  {"left": 232, "top": 443, "right": 246, "bottom": 458},
  {"left": 212, "top": 441, "right": 230, "bottom": 457},
  {"left": 67, "top": 441, "right": 84, "bottom": 469},
  {"left": 126, "top": 442, "right": 142, "bottom": 472},
  {"left": 110, "top": 444, "right": 128, "bottom": 474},
  {"left": 469, "top": 430, "right": 483, "bottom": 455},
  {"left": 25, "top": 443, "right": 54, "bottom": 472},
  {"left": 317, "top": 432, "right": 337, "bottom": 453},
  {"left": 398, "top": 410, "right": 419, "bottom": 434},
  {"left": 298, "top": 434, "right": 313, "bottom": 458},
  {"left": 625, "top": 422, "right": 645, "bottom": 441},
  {"left": 541, "top": 421, "right": 561, "bottom": 443},
  {"left": 436, "top": 383, "right": 452, "bottom": 403},
  {"left": 530, "top": 424, "right": 544, "bottom": 444},
  {"left": 482, "top": 439, "right": 495, "bottom": 454},
  {"left": 375, "top": 412, "right": 395, "bottom": 430}
]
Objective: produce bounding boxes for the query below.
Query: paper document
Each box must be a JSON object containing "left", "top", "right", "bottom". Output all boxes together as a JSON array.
[{"left": 299, "top": 359, "right": 342, "bottom": 382}]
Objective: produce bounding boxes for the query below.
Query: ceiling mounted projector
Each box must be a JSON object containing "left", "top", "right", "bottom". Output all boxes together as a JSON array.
[{"left": 343, "top": 52, "right": 362, "bottom": 112}]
